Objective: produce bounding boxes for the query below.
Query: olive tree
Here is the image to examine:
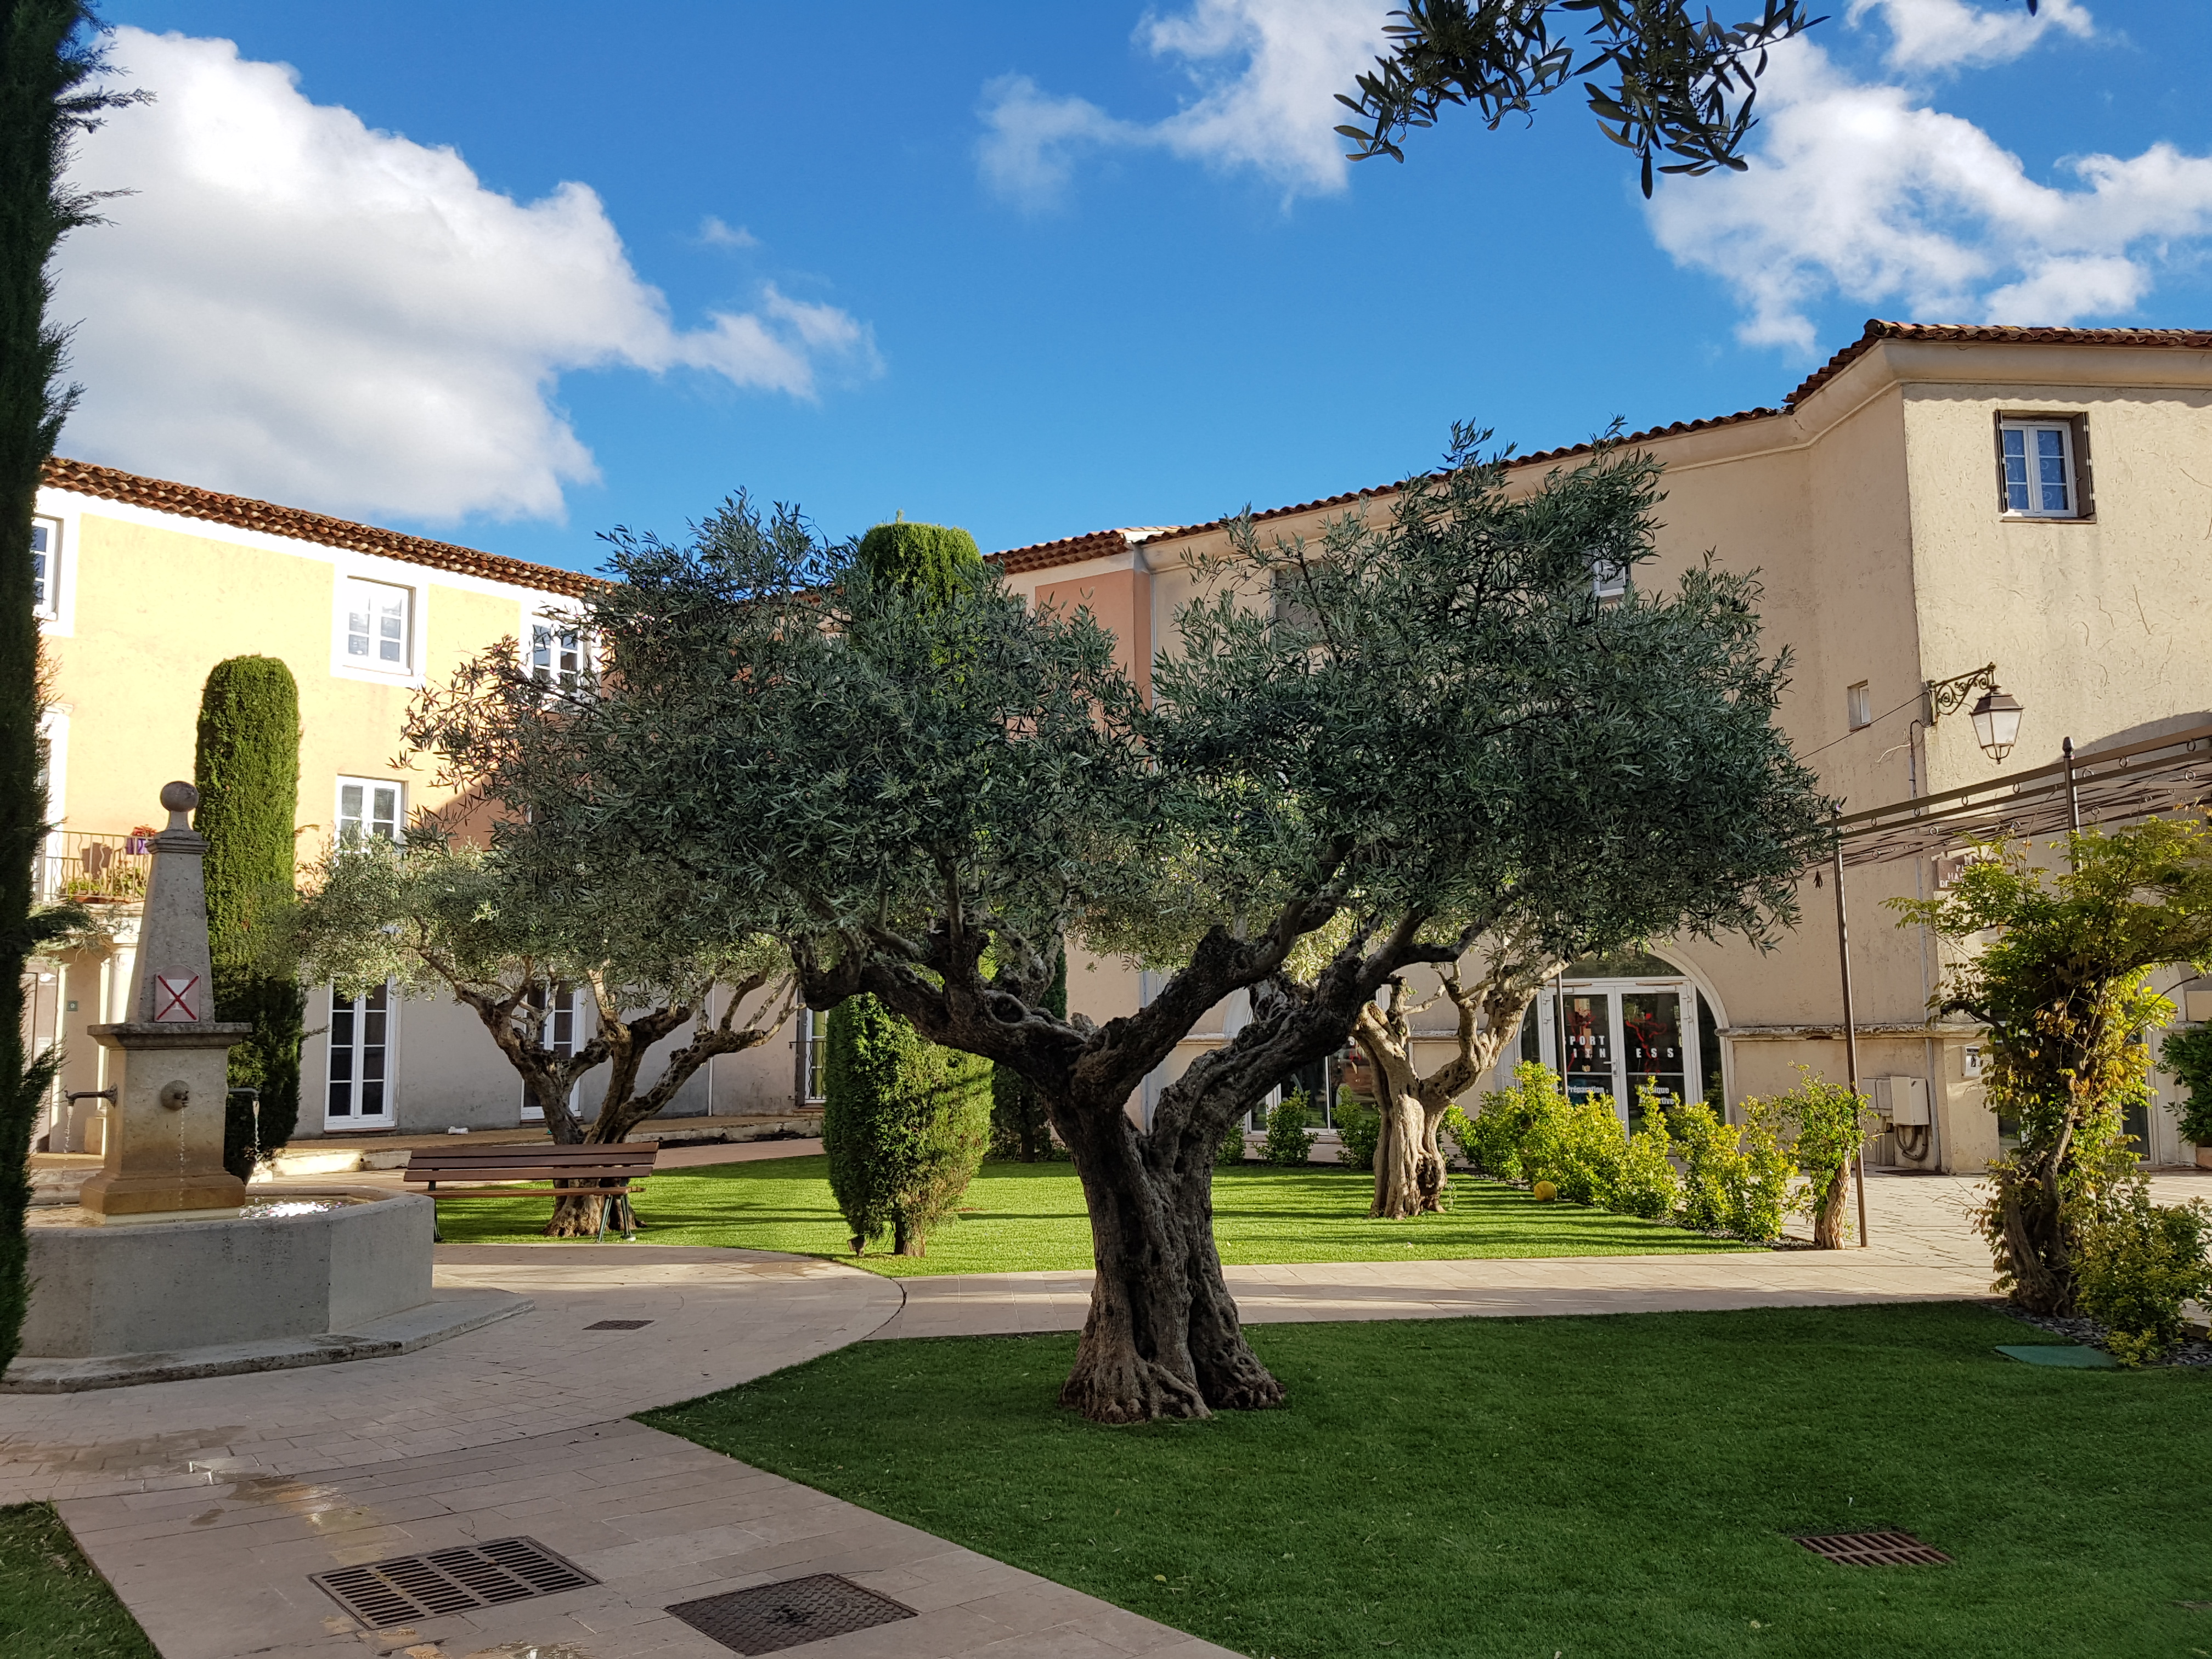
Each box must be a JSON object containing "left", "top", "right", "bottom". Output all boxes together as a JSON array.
[
  {"left": 408, "top": 439, "right": 1824, "bottom": 1423},
  {"left": 1339, "top": 0, "right": 2040, "bottom": 195},
  {"left": 284, "top": 830, "right": 792, "bottom": 1234}
]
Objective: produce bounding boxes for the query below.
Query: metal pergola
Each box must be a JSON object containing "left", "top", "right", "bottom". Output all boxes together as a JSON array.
[
  {"left": 1834, "top": 720, "right": 2212, "bottom": 868},
  {"left": 1816, "top": 720, "right": 2212, "bottom": 1245}
]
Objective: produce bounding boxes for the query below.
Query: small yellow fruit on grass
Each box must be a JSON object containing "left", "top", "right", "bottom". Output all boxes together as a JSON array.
[{"left": 1532, "top": 1180, "right": 1559, "bottom": 1202}]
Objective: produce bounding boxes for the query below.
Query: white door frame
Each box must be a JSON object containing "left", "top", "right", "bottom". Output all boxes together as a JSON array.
[
  {"left": 323, "top": 980, "right": 398, "bottom": 1131},
  {"left": 1534, "top": 975, "right": 1705, "bottom": 1126}
]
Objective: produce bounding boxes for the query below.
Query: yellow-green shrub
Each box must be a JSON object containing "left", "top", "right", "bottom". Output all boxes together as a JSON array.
[{"left": 2074, "top": 1187, "right": 2212, "bottom": 1365}]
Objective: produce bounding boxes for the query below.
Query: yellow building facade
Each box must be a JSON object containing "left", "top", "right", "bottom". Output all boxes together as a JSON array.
[{"left": 22, "top": 459, "right": 776, "bottom": 1148}]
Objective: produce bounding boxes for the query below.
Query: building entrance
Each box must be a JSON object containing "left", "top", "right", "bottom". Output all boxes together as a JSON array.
[{"left": 1527, "top": 951, "right": 1723, "bottom": 1127}]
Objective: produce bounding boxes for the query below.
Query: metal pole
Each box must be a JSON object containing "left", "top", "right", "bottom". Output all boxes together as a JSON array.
[
  {"left": 2062, "top": 736, "right": 2081, "bottom": 834},
  {"left": 1831, "top": 810, "right": 1871, "bottom": 1248}
]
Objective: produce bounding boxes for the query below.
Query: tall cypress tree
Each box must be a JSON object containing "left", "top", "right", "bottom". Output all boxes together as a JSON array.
[
  {"left": 195, "top": 656, "right": 305, "bottom": 1177},
  {"left": 821, "top": 996, "right": 992, "bottom": 1256},
  {"left": 0, "top": 4, "right": 139, "bottom": 1370},
  {"left": 819, "top": 519, "right": 993, "bottom": 1243}
]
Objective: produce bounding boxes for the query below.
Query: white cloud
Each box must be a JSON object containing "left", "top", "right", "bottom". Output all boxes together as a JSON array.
[
  {"left": 53, "top": 29, "right": 879, "bottom": 525},
  {"left": 1646, "top": 38, "right": 2212, "bottom": 352},
  {"left": 1845, "top": 0, "right": 2094, "bottom": 72},
  {"left": 977, "top": 0, "right": 1389, "bottom": 207},
  {"left": 696, "top": 215, "right": 759, "bottom": 249}
]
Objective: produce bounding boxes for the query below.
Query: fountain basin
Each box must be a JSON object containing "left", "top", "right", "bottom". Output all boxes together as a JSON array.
[{"left": 4, "top": 1186, "right": 529, "bottom": 1391}]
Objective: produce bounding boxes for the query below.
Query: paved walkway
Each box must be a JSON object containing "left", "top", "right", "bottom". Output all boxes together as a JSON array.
[{"left": 14, "top": 1164, "right": 2200, "bottom": 1658}]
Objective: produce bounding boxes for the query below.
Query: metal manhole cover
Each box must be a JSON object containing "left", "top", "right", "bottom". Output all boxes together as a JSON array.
[
  {"left": 312, "top": 1537, "right": 598, "bottom": 1627},
  {"left": 1795, "top": 1530, "right": 1951, "bottom": 1566},
  {"left": 666, "top": 1574, "right": 917, "bottom": 1655},
  {"left": 585, "top": 1319, "right": 653, "bottom": 1330}
]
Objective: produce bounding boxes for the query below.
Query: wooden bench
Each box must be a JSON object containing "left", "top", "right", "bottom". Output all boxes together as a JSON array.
[{"left": 402, "top": 1141, "right": 659, "bottom": 1242}]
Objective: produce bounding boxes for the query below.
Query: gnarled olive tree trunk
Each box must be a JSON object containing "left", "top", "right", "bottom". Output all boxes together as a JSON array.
[
  {"left": 1051, "top": 1091, "right": 1282, "bottom": 1423},
  {"left": 1352, "top": 962, "right": 1543, "bottom": 1220}
]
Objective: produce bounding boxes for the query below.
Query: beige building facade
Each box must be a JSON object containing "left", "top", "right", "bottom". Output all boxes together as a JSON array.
[
  {"left": 25, "top": 320, "right": 2212, "bottom": 1171},
  {"left": 980, "top": 321, "right": 2212, "bottom": 1172}
]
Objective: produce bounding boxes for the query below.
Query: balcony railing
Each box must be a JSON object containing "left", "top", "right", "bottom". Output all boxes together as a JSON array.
[{"left": 36, "top": 831, "right": 153, "bottom": 906}]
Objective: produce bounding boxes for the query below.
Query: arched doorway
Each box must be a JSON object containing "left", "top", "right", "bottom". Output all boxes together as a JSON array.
[{"left": 1510, "top": 949, "right": 1726, "bottom": 1125}]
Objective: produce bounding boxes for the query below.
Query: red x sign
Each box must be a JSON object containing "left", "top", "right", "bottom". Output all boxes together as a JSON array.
[{"left": 153, "top": 974, "right": 200, "bottom": 1023}]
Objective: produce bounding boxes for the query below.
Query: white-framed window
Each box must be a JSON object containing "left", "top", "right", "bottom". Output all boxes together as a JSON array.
[
  {"left": 326, "top": 981, "right": 394, "bottom": 1126},
  {"left": 1999, "top": 418, "right": 2081, "bottom": 518},
  {"left": 336, "top": 777, "right": 404, "bottom": 844},
  {"left": 520, "top": 982, "right": 583, "bottom": 1121},
  {"left": 531, "top": 620, "right": 584, "bottom": 688},
  {"left": 341, "top": 576, "right": 414, "bottom": 672},
  {"left": 1846, "top": 681, "right": 1872, "bottom": 730},
  {"left": 1589, "top": 552, "right": 1628, "bottom": 600},
  {"left": 802, "top": 1008, "right": 828, "bottom": 1103},
  {"left": 31, "top": 516, "right": 60, "bottom": 621}
]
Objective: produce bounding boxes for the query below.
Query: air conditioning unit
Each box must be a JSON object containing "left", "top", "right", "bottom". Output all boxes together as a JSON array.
[{"left": 1872, "top": 1075, "right": 1929, "bottom": 1127}]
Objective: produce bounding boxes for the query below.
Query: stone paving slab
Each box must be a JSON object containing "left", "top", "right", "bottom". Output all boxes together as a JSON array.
[
  {"left": 57, "top": 1418, "right": 1233, "bottom": 1659},
  {"left": 0, "top": 1247, "right": 900, "bottom": 1506}
]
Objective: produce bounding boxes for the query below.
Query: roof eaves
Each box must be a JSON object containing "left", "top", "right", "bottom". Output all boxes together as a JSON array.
[{"left": 42, "top": 456, "right": 603, "bottom": 599}]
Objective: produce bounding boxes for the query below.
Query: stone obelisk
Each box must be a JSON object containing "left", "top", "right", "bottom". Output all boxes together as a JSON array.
[{"left": 77, "top": 782, "right": 253, "bottom": 1223}]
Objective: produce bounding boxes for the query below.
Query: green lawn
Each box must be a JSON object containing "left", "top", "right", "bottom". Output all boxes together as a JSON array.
[
  {"left": 432, "top": 1155, "right": 1758, "bottom": 1273},
  {"left": 0, "top": 1504, "right": 157, "bottom": 1659},
  {"left": 644, "top": 1304, "right": 2211, "bottom": 1659}
]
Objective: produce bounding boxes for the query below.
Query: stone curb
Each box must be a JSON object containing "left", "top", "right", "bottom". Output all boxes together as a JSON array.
[{"left": 0, "top": 1286, "right": 531, "bottom": 1393}]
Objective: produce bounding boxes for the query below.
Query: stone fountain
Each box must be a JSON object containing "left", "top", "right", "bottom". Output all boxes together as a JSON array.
[{"left": 4, "top": 784, "right": 527, "bottom": 1392}]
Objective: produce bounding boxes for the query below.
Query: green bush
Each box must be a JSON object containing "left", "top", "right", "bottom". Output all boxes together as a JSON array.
[
  {"left": 1746, "top": 1068, "right": 1875, "bottom": 1243},
  {"left": 1216, "top": 1115, "right": 1249, "bottom": 1166},
  {"left": 1612, "top": 1084, "right": 1680, "bottom": 1220},
  {"left": 1333, "top": 1087, "right": 1380, "bottom": 1171},
  {"left": 195, "top": 654, "right": 304, "bottom": 1179},
  {"left": 2074, "top": 1187, "right": 2212, "bottom": 1365},
  {"left": 822, "top": 994, "right": 993, "bottom": 1256},
  {"left": 1263, "top": 1088, "right": 1318, "bottom": 1165},
  {"left": 2158, "top": 1023, "right": 2212, "bottom": 1149},
  {"left": 1667, "top": 1097, "right": 1792, "bottom": 1242}
]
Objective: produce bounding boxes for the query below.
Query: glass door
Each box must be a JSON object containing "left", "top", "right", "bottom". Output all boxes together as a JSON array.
[
  {"left": 520, "top": 983, "right": 583, "bottom": 1122},
  {"left": 325, "top": 982, "right": 394, "bottom": 1130},
  {"left": 1537, "top": 977, "right": 1709, "bottom": 1128},
  {"left": 1620, "top": 992, "right": 1686, "bottom": 1128},
  {"left": 1560, "top": 991, "right": 1615, "bottom": 1106}
]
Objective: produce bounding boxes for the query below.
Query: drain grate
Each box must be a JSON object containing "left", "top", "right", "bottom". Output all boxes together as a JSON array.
[
  {"left": 1795, "top": 1530, "right": 1951, "bottom": 1567},
  {"left": 586, "top": 1319, "right": 653, "bottom": 1330},
  {"left": 666, "top": 1574, "right": 917, "bottom": 1655},
  {"left": 312, "top": 1537, "right": 599, "bottom": 1627}
]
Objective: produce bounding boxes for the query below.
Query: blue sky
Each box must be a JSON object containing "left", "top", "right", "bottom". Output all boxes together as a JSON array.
[{"left": 63, "top": 1, "right": 2212, "bottom": 573}]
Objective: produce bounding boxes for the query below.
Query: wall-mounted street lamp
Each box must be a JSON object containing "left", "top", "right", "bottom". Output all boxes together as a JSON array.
[{"left": 1925, "top": 663, "right": 2024, "bottom": 762}]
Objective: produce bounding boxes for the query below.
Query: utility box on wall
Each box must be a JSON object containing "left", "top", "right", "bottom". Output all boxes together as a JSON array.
[{"left": 1872, "top": 1075, "right": 1930, "bottom": 1126}]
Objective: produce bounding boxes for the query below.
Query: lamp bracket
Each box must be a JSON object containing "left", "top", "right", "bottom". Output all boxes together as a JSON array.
[{"left": 1924, "top": 663, "right": 1999, "bottom": 725}]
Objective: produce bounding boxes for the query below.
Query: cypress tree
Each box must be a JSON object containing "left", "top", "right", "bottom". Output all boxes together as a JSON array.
[
  {"left": 195, "top": 655, "right": 305, "bottom": 1178},
  {"left": 853, "top": 518, "right": 981, "bottom": 606},
  {"left": 991, "top": 945, "right": 1065, "bottom": 1160},
  {"left": 0, "top": 5, "right": 139, "bottom": 1371},
  {"left": 819, "top": 518, "right": 992, "bottom": 1246},
  {"left": 821, "top": 995, "right": 992, "bottom": 1255}
]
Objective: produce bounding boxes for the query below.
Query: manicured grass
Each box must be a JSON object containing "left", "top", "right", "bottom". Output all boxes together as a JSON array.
[
  {"left": 432, "top": 1154, "right": 1757, "bottom": 1272},
  {"left": 644, "top": 1303, "right": 2211, "bottom": 1658},
  {"left": 0, "top": 1503, "right": 157, "bottom": 1659}
]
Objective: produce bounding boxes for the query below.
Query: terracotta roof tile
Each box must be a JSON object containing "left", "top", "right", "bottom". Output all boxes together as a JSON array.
[
  {"left": 1780, "top": 318, "right": 2212, "bottom": 411},
  {"left": 42, "top": 456, "right": 601, "bottom": 598},
  {"left": 992, "top": 319, "right": 2212, "bottom": 578}
]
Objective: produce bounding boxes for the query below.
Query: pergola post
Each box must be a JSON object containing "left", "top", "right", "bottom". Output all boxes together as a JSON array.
[{"left": 1831, "top": 808, "right": 1870, "bottom": 1248}]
